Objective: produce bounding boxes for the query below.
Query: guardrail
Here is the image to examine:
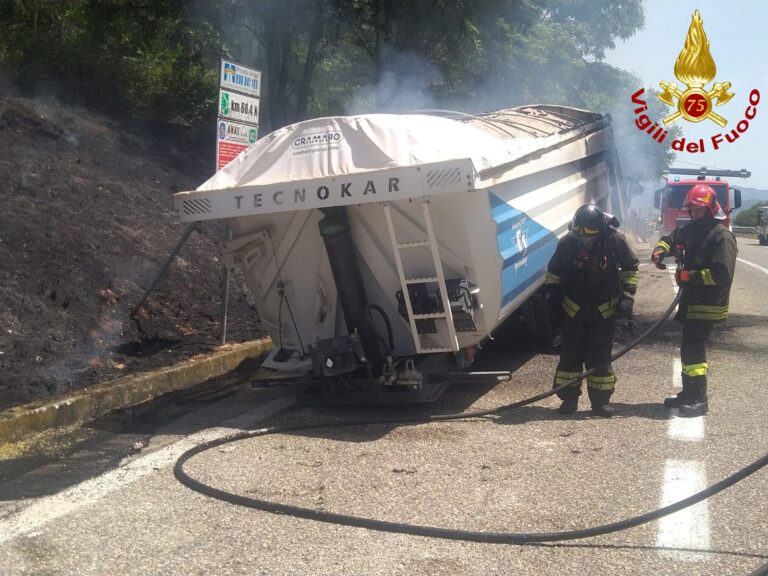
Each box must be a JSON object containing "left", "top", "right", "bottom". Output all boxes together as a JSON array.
[{"left": 733, "top": 226, "right": 757, "bottom": 239}]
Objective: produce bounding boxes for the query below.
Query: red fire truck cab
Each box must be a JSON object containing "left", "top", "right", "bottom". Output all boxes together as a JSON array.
[{"left": 654, "top": 168, "right": 748, "bottom": 232}]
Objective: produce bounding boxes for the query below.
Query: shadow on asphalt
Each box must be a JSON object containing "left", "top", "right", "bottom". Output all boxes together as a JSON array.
[
  {"left": 274, "top": 316, "right": 541, "bottom": 443},
  {"left": 493, "top": 401, "right": 674, "bottom": 426},
  {"left": 0, "top": 428, "right": 144, "bottom": 501}
]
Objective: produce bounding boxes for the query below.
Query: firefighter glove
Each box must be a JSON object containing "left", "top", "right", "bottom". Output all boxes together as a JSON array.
[
  {"left": 651, "top": 247, "right": 667, "bottom": 269},
  {"left": 618, "top": 299, "right": 633, "bottom": 320},
  {"left": 675, "top": 269, "right": 691, "bottom": 285}
]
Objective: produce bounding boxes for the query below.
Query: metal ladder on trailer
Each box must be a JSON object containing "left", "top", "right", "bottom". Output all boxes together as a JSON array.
[{"left": 383, "top": 200, "right": 459, "bottom": 354}]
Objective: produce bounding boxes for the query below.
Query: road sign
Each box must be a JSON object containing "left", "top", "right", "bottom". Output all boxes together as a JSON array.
[
  {"left": 219, "top": 89, "right": 260, "bottom": 125},
  {"left": 216, "top": 119, "right": 259, "bottom": 170},
  {"left": 216, "top": 59, "right": 261, "bottom": 171},
  {"left": 220, "top": 59, "right": 261, "bottom": 97}
]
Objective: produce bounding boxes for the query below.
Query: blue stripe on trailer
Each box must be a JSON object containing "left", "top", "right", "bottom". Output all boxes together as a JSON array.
[{"left": 490, "top": 192, "right": 559, "bottom": 307}]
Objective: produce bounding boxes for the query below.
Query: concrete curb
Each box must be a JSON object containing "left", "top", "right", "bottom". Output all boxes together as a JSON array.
[{"left": 0, "top": 337, "right": 273, "bottom": 445}]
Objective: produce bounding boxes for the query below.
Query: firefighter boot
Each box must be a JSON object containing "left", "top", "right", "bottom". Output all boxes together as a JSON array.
[
  {"left": 588, "top": 389, "right": 614, "bottom": 418},
  {"left": 558, "top": 395, "right": 579, "bottom": 415},
  {"left": 679, "top": 380, "right": 708, "bottom": 417},
  {"left": 592, "top": 404, "right": 615, "bottom": 418},
  {"left": 664, "top": 373, "right": 694, "bottom": 408}
]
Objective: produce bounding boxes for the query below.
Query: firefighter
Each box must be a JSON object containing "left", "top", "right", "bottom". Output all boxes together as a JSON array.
[
  {"left": 545, "top": 204, "right": 639, "bottom": 417},
  {"left": 651, "top": 184, "right": 737, "bottom": 416}
]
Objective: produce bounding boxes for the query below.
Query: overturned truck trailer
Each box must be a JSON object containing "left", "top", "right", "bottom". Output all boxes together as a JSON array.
[{"left": 174, "top": 105, "right": 627, "bottom": 402}]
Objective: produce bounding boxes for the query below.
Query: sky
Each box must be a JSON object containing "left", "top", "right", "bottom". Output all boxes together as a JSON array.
[{"left": 604, "top": 0, "right": 768, "bottom": 190}]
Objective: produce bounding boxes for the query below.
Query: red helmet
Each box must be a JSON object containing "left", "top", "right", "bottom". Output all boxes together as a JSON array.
[{"left": 684, "top": 184, "right": 723, "bottom": 218}]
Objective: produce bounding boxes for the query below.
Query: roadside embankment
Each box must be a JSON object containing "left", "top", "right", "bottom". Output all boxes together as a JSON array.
[{"left": 0, "top": 338, "right": 272, "bottom": 448}]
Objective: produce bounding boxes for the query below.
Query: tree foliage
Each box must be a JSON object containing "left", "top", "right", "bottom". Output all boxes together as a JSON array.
[
  {"left": 0, "top": 0, "right": 675, "bottom": 182},
  {"left": 734, "top": 201, "right": 768, "bottom": 227},
  {"left": 0, "top": 0, "right": 220, "bottom": 124}
]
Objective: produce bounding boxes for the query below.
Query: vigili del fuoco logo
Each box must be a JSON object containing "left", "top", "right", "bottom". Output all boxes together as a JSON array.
[{"left": 630, "top": 9, "right": 760, "bottom": 153}]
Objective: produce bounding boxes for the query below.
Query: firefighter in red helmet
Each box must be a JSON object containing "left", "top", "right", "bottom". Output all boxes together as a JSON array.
[
  {"left": 651, "top": 184, "right": 738, "bottom": 416},
  {"left": 545, "top": 204, "right": 639, "bottom": 418}
]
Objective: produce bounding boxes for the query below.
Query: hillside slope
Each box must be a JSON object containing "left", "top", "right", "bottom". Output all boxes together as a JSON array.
[
  {"left": 733, "top": 187, "right": 768, "bottom": 212},
  {"left": 0, "top": 96, "right": 264, "bottom": 411}
]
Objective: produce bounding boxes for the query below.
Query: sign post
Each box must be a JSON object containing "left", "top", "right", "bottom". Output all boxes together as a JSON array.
[{"left": 217, "top": 58, "right": 261, "bottom": 344}]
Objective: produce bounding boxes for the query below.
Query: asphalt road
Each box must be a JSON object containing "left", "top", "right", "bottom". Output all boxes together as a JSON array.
[
  {"left": 737, "top": 235, "right": 768, "bottom": 274},
  {"left": 1, "top": 236, "right": 767, "bottom": 576}
]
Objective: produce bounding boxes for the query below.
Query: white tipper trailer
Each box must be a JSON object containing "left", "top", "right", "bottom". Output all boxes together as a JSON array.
[{"left": 173, "top": 105, "right": 627, "bottom": 402}]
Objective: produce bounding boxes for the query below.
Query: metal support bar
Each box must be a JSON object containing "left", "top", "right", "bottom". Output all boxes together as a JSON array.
[
  {"left": 219, "top": 225, "right": 232, "bottom": 345},
  {"left": 130, "top": 223, "right": 201, "bottom": 319}
]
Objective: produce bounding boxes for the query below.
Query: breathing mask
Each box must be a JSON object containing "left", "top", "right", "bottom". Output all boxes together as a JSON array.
[{"left": 573, "top": 225, "right": 600, "bottom": 251}]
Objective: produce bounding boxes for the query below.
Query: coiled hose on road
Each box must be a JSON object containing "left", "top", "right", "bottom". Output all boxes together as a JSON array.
[{"left": 174, "top": 290, "right": 768, "bottom": 569}]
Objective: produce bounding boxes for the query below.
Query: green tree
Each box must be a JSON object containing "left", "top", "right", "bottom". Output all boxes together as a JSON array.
[
  {"left": 323, "top": 0, "right": 669, "bottom": 185},
  {"left": 734, "top": 201, "right": 768, "bottom": 227},
  {"left": 0, "top": 0, "right": 221, "bottom": 124},
  {"left": 1, "top": 0, "right": 675, "bottom": 183},
  {"left": 208, "top": 0, "right": 338, "bottom": 132}
]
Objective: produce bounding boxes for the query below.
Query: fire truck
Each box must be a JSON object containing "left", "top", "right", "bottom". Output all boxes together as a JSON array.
[{"left": 654, "top": 168, "right": 748, "bottom": 232}]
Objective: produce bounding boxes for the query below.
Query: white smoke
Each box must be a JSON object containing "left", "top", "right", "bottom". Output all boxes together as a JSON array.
[{"left": 344, "top": 50, "right": 442, "bottom": 115}]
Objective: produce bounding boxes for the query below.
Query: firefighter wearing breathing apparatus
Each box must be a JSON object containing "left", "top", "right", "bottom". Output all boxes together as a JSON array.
[
  {"left": 545, "top": 204, "right": 639, "bottom": 418},
  {"left": 652, "top": 184, "right": 737, "bottom": 417}
]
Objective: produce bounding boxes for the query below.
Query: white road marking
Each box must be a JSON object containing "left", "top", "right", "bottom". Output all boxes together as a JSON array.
[
  {"left": 737, "top": 257, "right": 768, "bottom": 276},
  {"left": 668, "top": 416, "right": 705, "bottom": 442},
  {"left": 666, "top": 267, "right": 679, "bottom": 293},
  {"left": 667, "top": 359, "right": 704, "bottom": 440},
  {"left": 0, "top": 394, "right": 294, "bottom": 546},
  {"left": 657, "top": 459, "right": 710, "bottom": 555},
  {"left": 661, "top": 318, "right": 707, "bottom": 549}
]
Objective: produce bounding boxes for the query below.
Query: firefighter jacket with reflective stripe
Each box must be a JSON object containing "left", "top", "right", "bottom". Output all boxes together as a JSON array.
[
  {"left": 655, "top": 218, "right": 737, "bottom": 323},
  {"left": 545, "top": 230, "right": 639, "bottom": 319}
]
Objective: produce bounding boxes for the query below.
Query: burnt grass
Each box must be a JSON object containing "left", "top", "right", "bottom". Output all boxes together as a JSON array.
[{"left": 0, "top": 95, "right": 265, "bottom": 411}]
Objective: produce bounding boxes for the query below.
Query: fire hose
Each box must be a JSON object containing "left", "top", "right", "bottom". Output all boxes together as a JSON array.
[{"left": 174, "top": 290, "right": 768, "bottom": 569}]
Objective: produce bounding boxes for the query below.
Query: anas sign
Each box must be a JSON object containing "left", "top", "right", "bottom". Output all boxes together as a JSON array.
[{"left": 216, "top": 120, "right": 259, "bottom": 170}]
